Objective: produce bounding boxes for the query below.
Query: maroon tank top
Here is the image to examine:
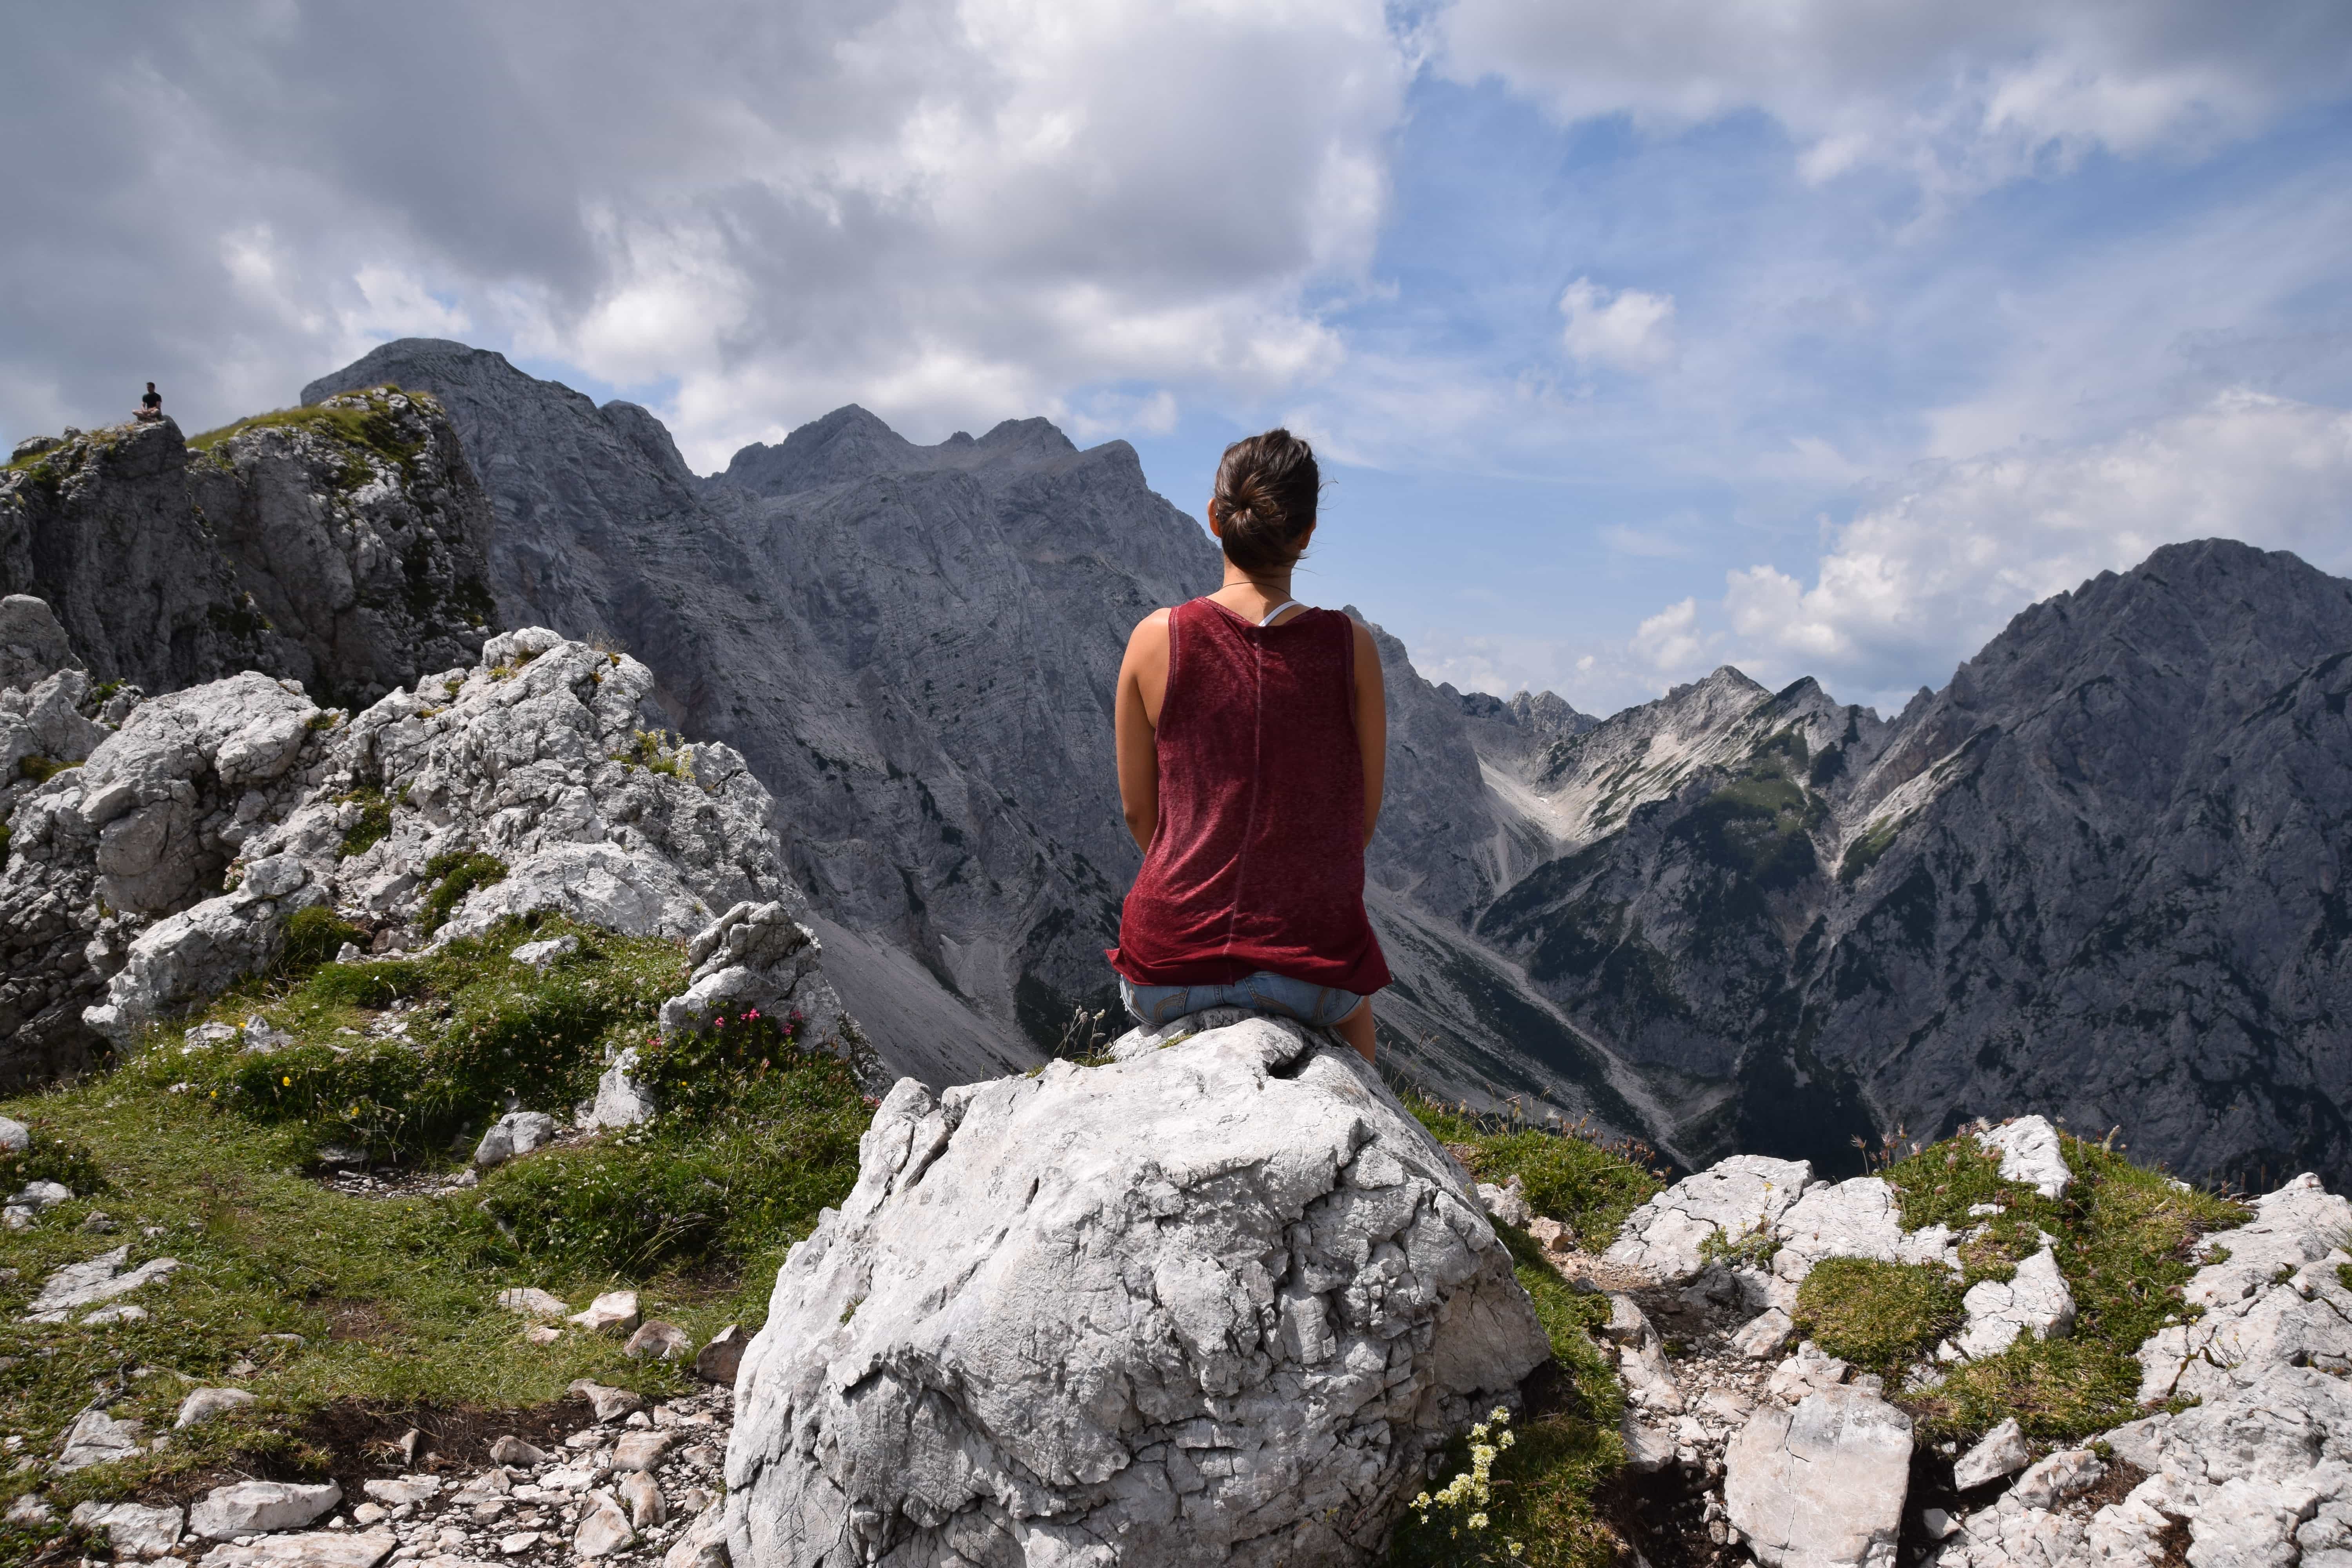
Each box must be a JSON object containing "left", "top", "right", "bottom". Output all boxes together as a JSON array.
[{"left": 1107, "top": 599, "right": 1391, "bottom": 994}]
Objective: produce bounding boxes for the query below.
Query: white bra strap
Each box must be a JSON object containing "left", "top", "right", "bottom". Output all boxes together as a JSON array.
[{"left": 1258, "top": 600, "right": 1305, "bottom": 627}]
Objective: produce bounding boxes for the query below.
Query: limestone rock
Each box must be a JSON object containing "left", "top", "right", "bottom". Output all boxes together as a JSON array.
[
  {"left": 0, "top": 1116, "right": 25, "bottom": 1152},
  {"left": 693, "top": 1324, "right": 748, "bottom": 1386},
  {"left": 1623, "top": 1410, "right": 1679, "bottom": 1473},
  {"left": 195, "top": 1527, "right": 397, "bottom": 1568},
  {"left": 0, "top": 615, "right": 858, "bottom": 1091},
  {"left": 1606, "top": 1156, "right": 1815, "bottom": 1282},
  {"left": 360, "top": 1477, "right": 438, "bottom": 1507},
  {"left": 175, "top": 1387, "right": 257, "bottom": 1429},
  {"left": 1477, "top": 1174, "right": 1534, "bottom": 1227},
  {"left": 1770, "top": 1176, "right": 1960, "bottom": 1283},
  {"left": 571, "top": 1379, "right": 645, "bottom": 1421},
  {"left": 472, "top": 1112, "right": 555, "bottom": 1169},
  {"left": 1977, "top": 1118, "right": 2071, "bottom": 1200},
  {"left": 612, "top": 1431, "right": 672, "bottom": 1472},
  {"left": 494, "top": 1287, "right": 568, "bottom": 1319},
  {"left": 2136, "top": 1172, "right": 2352, "bottom": 1403},
  {"left": 575, "top": 1491, "right": 635, "bottom": 1559},
  {"left": 570, "top": 1291, "right": 641, "bottom": 1335},
  {"left": 1732, "top": 1307, "right": 1796, "bottom": 1360},
  {"left": 1950, "top": 1417, "right": 2030, "bottom": 1490},
  {"left": 584, "top": 1053, "right": 657, "bottom": 1130},
  {"left": 488, "top": 1436, "right": 548, "bottom": 1467},
  {"left": 722, "top": 1014, "right": 1550, "bottom": 1567},
  {"left": 624, "top": 1320, "right": 691, "bottom": 1361},
  {"left": 0, "top": 594, "right": 75, "bottom": 690},
  {"left": 1951, "top": 1246, "right": 2075, "bottom": 1360},
  {"left": 619, "top": 1471, "right": 666, "bottom": 1530},
  {"left": 1725, "top": 1385, "right": 1913, "bottom": 1568},
  {"left": 189, "top": 1481, "right": 343, "bottom": 1539},
  {"left": 24, "top": 1244, "right": 181, "bottom": 1321},
  {"left": 508, "top": 934, "right": 576, "bottom": 969},
  {"left": 71, "top": 1501, "right": 184, "bottom": 1557},
  {"left": 55, "top": 1407, "right": 145, "bottom": 1470}
]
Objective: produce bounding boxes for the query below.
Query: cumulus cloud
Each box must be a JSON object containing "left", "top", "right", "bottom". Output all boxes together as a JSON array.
[
  {"left": 1716, "top": 389, "right": 2352, "bottom": 703},
  {"left": 1560, "top": 279, "right": 1677, "bottom": 373},
  {"left": 0, "top": 0, "right": 1406, "bottom": 465},
  {"left": 1439, "top": 0, "right": 2352, "bottom": 196},
  {"left": 1632, "top": 596, "right": 1710, "bottom": 672}
]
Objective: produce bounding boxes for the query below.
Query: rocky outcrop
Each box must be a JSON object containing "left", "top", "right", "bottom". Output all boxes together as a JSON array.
[
  {"left": 0, "top": 604, "right": 855, "bottom": 1089},
  {"left": 0, "top": 644, "right": 329, "bottom": 1085},
  {"left": 0, "top": 390, "right": 494, "bottom": 708},
  {"left": 722, "top": 1012, "right": 1550, "bottom": 1567}
]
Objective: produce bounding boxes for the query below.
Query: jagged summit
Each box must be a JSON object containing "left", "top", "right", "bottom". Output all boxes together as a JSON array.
[{"left": 713, "top": 407, "right": 1086, "bottom": 500}]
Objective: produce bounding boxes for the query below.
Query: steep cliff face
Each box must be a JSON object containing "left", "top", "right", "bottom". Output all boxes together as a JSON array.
[
  {"left": 0, "top": 390, "right": 494, "bottom": 706},
  {"left": 1472, "top": 541, "right": 2352, "bottom": 1185}
]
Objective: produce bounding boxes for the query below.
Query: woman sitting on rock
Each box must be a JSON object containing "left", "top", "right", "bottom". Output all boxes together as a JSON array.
[{"left": 1107, "top": 429, "right": 1390, "bottom": 1063}]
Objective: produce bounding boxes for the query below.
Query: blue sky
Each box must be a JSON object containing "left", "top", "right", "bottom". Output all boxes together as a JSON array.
[{"left": 5, "top": 2, "right": 2350, "bottom": 715}]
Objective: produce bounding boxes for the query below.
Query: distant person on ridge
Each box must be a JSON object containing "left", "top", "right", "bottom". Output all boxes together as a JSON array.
[
  {"left": 1107, "top": 429, "right": 1390, "bottom": 1063},
  {"left": 134, "top": 382, "right": 162, "bottom": 423}
]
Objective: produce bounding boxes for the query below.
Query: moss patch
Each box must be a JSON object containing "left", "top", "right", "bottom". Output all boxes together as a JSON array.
[
  {"left": 336, "top": 789, "right": 396, "bottom": 859},
  {"left": 1795, "top": 1258, "right": 1965, "bottom": 1377},
  {"left": 1883, "top": 1128, "right": 2245, "bottom": 1441},
  {"left": 1405, "top": 1094, "right": 1664, "bottom": 1246}
]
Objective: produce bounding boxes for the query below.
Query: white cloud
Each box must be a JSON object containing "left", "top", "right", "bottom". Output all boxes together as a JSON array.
[
  {"left": 0, "top": 0, "right": 1409, "bottom": 466},
  {"left": 1439, "top": 0, "right": 2352, "bottom": 196},
  {"left": 1632, "top": 595, "right": 1710, "bottom": 672},
  {"left": 1716, "top": 389, "right": 2352, "bottom": 701},
  {"left": 1560, "top": 278, "right": 1677, "bottom": 373}
]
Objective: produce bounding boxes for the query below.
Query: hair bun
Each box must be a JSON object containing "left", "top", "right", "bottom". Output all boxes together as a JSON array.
[{"left": 1213, "top": 430, "right": 1321, "bottom": 575}]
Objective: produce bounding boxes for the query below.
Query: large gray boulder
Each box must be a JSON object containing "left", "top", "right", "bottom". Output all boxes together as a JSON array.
[
  {"left": 1, "top": 657, "right": 330, "bottom": 1083},
  {"left": 1725, "top": 1386, "right": 1913, "bottom": 1568},
  {"left": 722, "top": 1014, "right": 1551, "bottom": 1567}
]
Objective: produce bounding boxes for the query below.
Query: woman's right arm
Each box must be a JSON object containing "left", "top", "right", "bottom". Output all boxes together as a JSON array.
[{"left": 1115, "top": 610, "right": 1172, "bottom": 853}]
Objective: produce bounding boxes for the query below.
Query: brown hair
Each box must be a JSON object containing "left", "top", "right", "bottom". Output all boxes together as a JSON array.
[{"left": 1212, "top": 429, "right": 1320, "bottom": 574}]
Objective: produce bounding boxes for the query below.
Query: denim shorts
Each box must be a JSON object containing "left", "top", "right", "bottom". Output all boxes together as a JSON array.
[{"left": 1119, "top": 971, "right": 1366, "bottom": 1029}]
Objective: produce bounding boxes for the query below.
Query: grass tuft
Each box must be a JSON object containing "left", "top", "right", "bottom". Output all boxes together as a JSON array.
[
  {"left": 1884, "top": 1128, "right": 2245, "bottom": 1441},
  {"left": 417, "top": 851, "right": 506, "bottom": 935},
  {"left": 1795, "top": 1257, "right": 1964, "bottom": 1377}
]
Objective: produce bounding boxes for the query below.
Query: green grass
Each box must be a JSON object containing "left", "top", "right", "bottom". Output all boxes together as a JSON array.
[
  {"left": 417, "top": 851, "right": 507, "bottom": 936},
  {"left": 13, "top": 757, "right": 74, "bottom": 786},
  {"left": 613, "top": 730, "right": 693, "bottom": 782},
  {"left": 336, "top": 789, "right": 397, "bottom": 859},
  {"left": 1795, "top": 1258, "right": 1965, "bottom": 1377},
  {"left": 0, "top": 916, "right": 873, "bottom": 1563},
  {"left": 185, "top": 387, "right": 427, "bottom": 485},
  {"left": 1381, "top": 1098, "right": 1660, "bottom": 1568},
  {"left": 1405, "top": 1094, "right": 1664, "bottom": 1247},
  {"left": 160, "top": 916, "right": 679, "bottom": 1163},
  {"left": 1883, "top": 1129, "right": 2244, "bottom": 1440}
]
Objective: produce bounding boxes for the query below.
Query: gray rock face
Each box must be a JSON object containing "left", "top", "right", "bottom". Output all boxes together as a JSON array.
[
  {"left": 70, "top": 1501, "right": 183, "bottom": 1557},
  {"left": 1473, "top": 540, "right": 2352, "bottom": 1185},
  {"left": 0, "top": 392, "right": 493, "bottom": 707},
  {"left": 1949, "top": 1418, "right": 2031, "bottom": 1491},
  {"left": 1724, "top": 1386, "right": 1913, "bottom": 1568},
  {"left": 722, "top": 1014, "right": 1550, "bottom": 1567}
]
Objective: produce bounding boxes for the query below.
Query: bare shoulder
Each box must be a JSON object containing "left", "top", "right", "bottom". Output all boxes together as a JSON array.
[
  {"left": 1349, "top": 618, "right": 1381, "bottom": 673},
  {"left": 1127, "top": 607, "right": 1174, "bottom": 646}
]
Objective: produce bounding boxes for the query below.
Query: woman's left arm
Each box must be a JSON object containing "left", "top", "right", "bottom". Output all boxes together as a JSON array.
[{"left": 1352, "top": 621, "right": 1386, "bottom": 849}]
